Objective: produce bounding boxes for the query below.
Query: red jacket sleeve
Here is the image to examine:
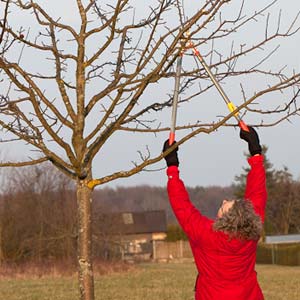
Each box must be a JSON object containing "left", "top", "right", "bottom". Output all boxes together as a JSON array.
[
  {"left": 167, "top": 166, "right": 211, "bottom": 243},
  {"left": 244, "top": 155, "right": 267, "bottom": 222}
]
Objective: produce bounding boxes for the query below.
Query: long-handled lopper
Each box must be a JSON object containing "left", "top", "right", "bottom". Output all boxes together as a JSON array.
[
  {"left": 169, "top": 51, "right": 184, "bottom": 145},
  {"left": 187, "top": 38, "right": 249, "bottom": 132}
]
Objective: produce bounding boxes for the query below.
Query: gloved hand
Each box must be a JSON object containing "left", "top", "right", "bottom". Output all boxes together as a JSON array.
[
  {"left": 162, "top": 140, "right": 179, "bottom": 167},
  {"left": 240, "top": 126, "right": 262, "bottom": 156}
]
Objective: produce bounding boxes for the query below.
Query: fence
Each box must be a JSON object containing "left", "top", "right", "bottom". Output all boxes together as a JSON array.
[
  {"left": 151, "top": 240, "right": 300, "bottom": 266},
  {"left": 257, "top": 242, "right": 300, "bottom": 266}
]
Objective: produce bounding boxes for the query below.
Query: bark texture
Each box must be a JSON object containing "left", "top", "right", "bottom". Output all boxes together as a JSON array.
[{"left": 77, "top": 180, "right": 94, "bottom": 300}]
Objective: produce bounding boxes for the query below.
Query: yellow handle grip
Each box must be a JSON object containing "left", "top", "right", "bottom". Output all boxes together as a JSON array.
[{"left": 227, "top": 102, "right": 238, "bottom": 116}]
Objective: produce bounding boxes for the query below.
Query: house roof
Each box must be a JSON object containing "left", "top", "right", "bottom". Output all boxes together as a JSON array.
[
  {"left": 99, "top": 210, "right": 167, "bottom": 235},
  {"left": 265, "top": 234, "right": 300, "bottom": 244}
]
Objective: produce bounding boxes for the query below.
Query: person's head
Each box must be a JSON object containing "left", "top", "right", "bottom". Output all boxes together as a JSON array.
[
  {"left": 217, "top": 199, "right": 235, "bottom": 218},
  {"left": 214, "top": 199, "right": 262, "bottom": 240}
]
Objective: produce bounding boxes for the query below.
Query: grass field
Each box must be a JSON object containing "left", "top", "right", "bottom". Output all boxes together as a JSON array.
[{"left": 0, "top": 263, "right": 299, "bottom": 300}]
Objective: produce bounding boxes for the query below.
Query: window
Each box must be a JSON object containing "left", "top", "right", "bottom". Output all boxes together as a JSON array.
[{"left": 122, "top": 213, "right": 134, "bottom": 224}]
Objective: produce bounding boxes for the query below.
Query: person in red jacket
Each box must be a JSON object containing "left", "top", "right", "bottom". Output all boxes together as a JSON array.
[{"left": 163, "top": 127, "right": 267, "bottom": 300}]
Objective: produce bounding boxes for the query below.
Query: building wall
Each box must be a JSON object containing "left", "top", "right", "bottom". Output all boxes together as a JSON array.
[
  {"left": 153, "top": 240, "right": 193, "bottom": 261},
  {"left": 120, "top": 232, "right": 165, "bottom": 261}
]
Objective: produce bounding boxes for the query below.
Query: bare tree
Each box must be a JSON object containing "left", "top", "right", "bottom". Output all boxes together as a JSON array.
[
  {"left": 0, "top": 0, "right": 10, "bottom": 44},
  {"left": 1, "top": 1, "right": 300, "bottom": 299},
  {"left": 0, "top": 164, "right": 76, "bottom": 263}
]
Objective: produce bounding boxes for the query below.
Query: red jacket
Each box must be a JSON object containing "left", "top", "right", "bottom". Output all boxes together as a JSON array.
[{"left": 167, "top": 155, "right": 267, "bottom": 300}]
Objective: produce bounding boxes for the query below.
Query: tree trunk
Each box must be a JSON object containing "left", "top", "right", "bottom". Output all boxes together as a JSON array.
[
  {"left": 0, "top": 223, "right": 3, "bottom": 265},
  {"left": 77, "top": 180, "right": 94, "bottom": 300}
]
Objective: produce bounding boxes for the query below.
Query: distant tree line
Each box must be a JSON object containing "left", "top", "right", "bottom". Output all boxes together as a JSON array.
[
  {"left": 0, "top": 149, "right": 299, "bottom": 263},
  {"left": 93, "top": 184, "right": 234, "bottom": 221},
  {"left": 0, "top": 165, "right": 77, "bottom": 264}
]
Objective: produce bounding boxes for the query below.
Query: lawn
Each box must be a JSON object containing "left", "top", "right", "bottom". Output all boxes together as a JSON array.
[{"left": 0, "top": 263, "right": 299, "bottom": 300}]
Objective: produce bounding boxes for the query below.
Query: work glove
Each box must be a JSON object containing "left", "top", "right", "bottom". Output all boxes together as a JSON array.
[
  {"left": 162, "top": 140, "right": 179, "bottom": 167},
  {"left": 240, "top": 126, "right": 262, "bottom": 156}
]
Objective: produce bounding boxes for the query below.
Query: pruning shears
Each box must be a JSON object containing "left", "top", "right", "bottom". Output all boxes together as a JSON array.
[
  {"left": 168, "top": 35, "right": 249, "bottom": 145},
  {"left": 187, "top": 38, "right": 249, "bottom": 132}
]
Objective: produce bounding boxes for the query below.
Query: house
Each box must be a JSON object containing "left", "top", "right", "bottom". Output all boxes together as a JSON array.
[{"left": 97, "top": 210, "right": 167, "bottom": 261}]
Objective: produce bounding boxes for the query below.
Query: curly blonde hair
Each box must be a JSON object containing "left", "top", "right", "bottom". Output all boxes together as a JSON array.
[{"left": 213, "top": 199, "right": 263, "bottom": 240}]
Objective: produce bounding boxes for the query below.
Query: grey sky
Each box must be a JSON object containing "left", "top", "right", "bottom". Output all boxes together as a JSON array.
[{"left": 1, "top": 0, "right": 300, "bottom": 189}]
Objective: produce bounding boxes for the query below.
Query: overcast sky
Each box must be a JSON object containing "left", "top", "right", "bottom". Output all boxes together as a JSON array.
[{"left": 1, "top": 0, "right": 300, "bottom": 189}]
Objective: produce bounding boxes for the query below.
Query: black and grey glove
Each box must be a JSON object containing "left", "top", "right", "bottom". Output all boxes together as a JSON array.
[
  {"left": 162, "top": 140, "right": 179, "bottom": 167},
  {"left": 240, "top": 126, "right": 262, "bottom": 156}
]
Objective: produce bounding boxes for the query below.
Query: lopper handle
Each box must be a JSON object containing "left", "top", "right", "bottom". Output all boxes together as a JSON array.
[
  {"left": 238, "top": 120, "right": 250, "bottom": 132},
  {"left": 169, "top": 132, "right": 175, "bottom": 145},
  {"left": 189, "top": 40, "right": 250, "bottom": 133},
  {"left": 227, "top": 102, "right": 250, "bottom": 132},
  {"left": 169, "top": 55, "right": 182, "bottom": 146}
]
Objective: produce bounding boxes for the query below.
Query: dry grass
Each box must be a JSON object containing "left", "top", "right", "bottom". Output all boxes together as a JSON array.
[
  {"left": 257, "top": 264, "right": 300, "bottom": 300},
  {"left": 0, "top": 259, "right": 134, "bottom": 279},
  {"left": 0, "top": 262, "right": 299, "bottom": 300}
]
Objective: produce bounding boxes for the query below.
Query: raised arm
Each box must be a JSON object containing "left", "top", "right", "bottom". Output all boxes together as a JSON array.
[
  {"left": 240, "top": 127, "right": 267, "bottom": 222},
  {"left": 244, "top": 155, "right": 267, "bottom": 222},
  {"left": 162, "top": 140, "right": 210, "bottom": 243}
]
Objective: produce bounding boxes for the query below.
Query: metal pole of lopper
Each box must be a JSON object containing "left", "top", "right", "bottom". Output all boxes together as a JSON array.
[
  {"left": 169, "top": 52, "right": 183, "bottom": 145},
  {"left": 187, "top": 35, "right": 249, "bottom": 132}
]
